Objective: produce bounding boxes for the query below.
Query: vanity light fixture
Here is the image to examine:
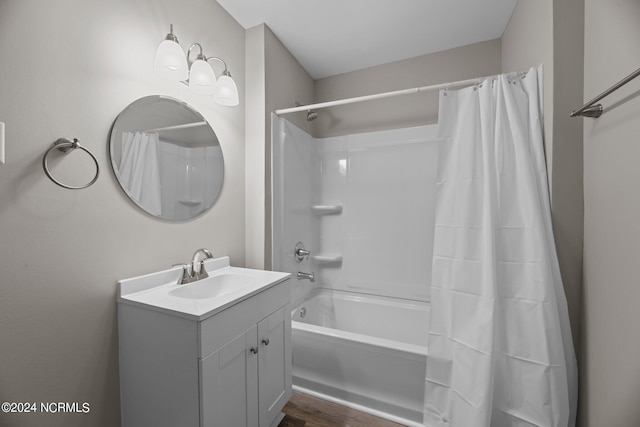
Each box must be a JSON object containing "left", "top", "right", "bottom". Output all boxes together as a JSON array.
[{"left": 154, "top": 24, "right": 239, "bottom": 106}]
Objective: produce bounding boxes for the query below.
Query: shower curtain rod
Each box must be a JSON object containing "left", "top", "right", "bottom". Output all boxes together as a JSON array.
[
  {"left": 144, "top": 121, "right": 208, "bottom": 133},
  {"left": 274, "top": 72, "right": 517, "bottom": 116}
]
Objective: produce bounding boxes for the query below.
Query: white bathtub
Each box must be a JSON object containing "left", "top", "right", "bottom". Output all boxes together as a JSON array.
[{"left": 291, "top": 288, "right": 428, "bottom": 426}]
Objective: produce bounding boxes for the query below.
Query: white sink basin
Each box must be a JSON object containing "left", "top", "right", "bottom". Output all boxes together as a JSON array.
[
  {"left": 169, "top": 273, "right": 259, "bottom": 300},
  {"left": 117, "top": 256, "right": 291, "bottom": 320}
]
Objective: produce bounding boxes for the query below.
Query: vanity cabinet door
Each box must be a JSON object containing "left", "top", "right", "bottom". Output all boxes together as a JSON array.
[
  {"left": 200, "top": 325, "right": 259, "bottom": 427},
  {"left": 257, "top": 305, "right": 292, "bottom": 427}
]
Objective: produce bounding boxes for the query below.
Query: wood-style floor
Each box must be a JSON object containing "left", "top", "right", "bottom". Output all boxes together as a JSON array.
[{"left": 279, "top": 392, "right": 406, "bottom": 427}]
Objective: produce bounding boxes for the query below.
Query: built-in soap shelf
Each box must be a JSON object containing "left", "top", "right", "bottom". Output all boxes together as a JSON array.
[
  {"left": 311, "top": 254, "right": 343, "bottom": 264},
  {"left": 178, "top": 198, "right": 203, "bottom": 207},
  {"left": 311, "top": 204, "right": 343, "bottom": 216}
]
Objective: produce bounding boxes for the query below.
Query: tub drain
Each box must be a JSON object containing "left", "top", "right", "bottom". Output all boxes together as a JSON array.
[{"left": 299, "top": 307, "right": 307, "bottom": 318}]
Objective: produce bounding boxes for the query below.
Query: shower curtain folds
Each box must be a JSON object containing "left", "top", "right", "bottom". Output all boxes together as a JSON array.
[
  {"left": 118, "top": 132, "right": 162, "bottom": 216},
  {"left": 424, "top": 66, "right": 577, "bottom": 427}
]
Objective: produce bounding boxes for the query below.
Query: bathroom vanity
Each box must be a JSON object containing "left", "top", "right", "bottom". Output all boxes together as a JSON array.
[{"left": 117, "top": 257, "right": 291, "bottom": 427}]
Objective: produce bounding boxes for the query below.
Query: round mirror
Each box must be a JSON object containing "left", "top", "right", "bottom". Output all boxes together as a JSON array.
[{"left": 109, "top": 96, "right": 224, "bottom": 221}]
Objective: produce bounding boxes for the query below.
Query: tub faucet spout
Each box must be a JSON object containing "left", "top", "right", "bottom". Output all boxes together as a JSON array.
[{"left": 297, "top": 271, "right": 315, "bottom": 282}]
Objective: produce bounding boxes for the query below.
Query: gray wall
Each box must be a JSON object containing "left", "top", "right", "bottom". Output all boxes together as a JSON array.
[
  {"left": 581, "top": 0, "right": 640, "bottom": 425},
  {"left": 550, "top": 0, "right": 585, "bottom": 374},
  {"left": 0, "top": 1, "right": 246, "bottom": 426},
  {"left": 313, "top": 39, "right": 502, "bottom": 138},
  {"left": 245, "top": 25, "right": 268, "bottom": 269},
  {"left": 245, "top": 24, "right": 315, "bottom": 270}
]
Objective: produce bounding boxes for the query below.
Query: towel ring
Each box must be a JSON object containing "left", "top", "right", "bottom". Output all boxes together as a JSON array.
[{"left": 42, "top": 138, "right": 99, "bottom": 190}]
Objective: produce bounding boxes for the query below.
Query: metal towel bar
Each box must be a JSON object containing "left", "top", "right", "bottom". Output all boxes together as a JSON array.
[
  {"left": 42, "top": 138, "right": 99, "bottom": 189},
  {"left": 570, "top": 66, "right": 640, "bottom": 118}
]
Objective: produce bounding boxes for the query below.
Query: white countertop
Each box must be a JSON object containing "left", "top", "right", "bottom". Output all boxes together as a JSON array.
[{"left": 117, "top": 256, "right": 291, "bottom": 321}]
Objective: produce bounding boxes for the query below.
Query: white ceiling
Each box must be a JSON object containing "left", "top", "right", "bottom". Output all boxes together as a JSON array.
[{"left": 216, "top": 0, "right": 519, "bottom": 79}]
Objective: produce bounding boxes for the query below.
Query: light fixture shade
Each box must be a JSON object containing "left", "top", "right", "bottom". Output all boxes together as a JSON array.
[
  {"left": 214, "top": 75, "right": 239, "bottom": 106},
  {"left": 154, "top": 39, "right": 188, "bottom": 81},
  {"left": 188, "top": 60, "right": 217, "bottom": 95}
]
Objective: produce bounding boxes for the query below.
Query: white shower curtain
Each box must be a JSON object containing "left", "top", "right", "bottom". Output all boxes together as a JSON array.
[
  {"left": 424, "top": 66, "right": 577, "bottom": 427},
  {"left": 118, "top": 132, "right": 162, "bottom": 216}
]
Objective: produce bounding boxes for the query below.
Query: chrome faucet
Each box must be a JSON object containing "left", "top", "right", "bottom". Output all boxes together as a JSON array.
[
  {"left": 191, "top": 248, "right": 214, "bottom": 279},
  {"left": 297, "top": 271, "right": 315, "bottom": 282},
  {"left": 176, "top": 248, "right": 214, "bottom": 284}
]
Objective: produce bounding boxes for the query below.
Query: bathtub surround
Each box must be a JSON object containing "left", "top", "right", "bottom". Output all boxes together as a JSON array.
[
  {"left": 155, "top": 139, "right": 224, "bottom": 219},
  {"left": 272, "top": 120, "right": 439, "bottom": 305},
  {"left": 313, "top": 126, "right": 439, "bottom": 301},
  {"left": 271, "top": 117, "right": 319, "bottom": 305},
  {"left": 425, "top": 67, "right": 577, "bottom": 426},
  {"left": 272, "top": 119, "right": 438, "bottom": 424}
]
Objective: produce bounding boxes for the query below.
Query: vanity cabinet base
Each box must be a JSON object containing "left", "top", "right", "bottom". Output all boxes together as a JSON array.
[{"left": 118, "top": 280, "right": 291, "bottom": 427}]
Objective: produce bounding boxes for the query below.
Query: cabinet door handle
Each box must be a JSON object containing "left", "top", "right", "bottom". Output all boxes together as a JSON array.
[
  {"left": 250, "top": 347, "right": 258, "bottom": 354},
  {"left": 262, "top": 338, "right": 270, "bottom": 346}
]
